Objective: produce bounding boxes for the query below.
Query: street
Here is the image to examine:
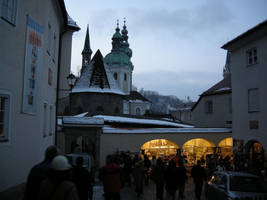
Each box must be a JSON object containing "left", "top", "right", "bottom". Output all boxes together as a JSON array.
[{"left": 93, "top": 177, "right": 205, "bottom": 200}]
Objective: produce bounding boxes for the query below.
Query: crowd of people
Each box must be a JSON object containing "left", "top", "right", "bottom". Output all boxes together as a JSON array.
[
  {"left": 24, "top": 146, "right": 266, "bottom": 200},
  {"left": 98, "top": 152, "right": 207, "bottom": 200},
  {"left": 23, "top": 145, "right": 94, "bottom": 200}
]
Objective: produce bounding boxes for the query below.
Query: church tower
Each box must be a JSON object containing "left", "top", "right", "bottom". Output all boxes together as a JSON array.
[
  {"left": 104, "top": 20, "right": 133, "bottom": 95},
  {"left": 223, "top": 51, "right": 231, "bottom": 78},
  {"left": 81, "top": 25, "right": 92, "bottom": 71}
]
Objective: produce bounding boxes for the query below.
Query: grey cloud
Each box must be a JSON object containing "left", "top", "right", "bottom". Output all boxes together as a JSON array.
[{"left": 127, "top": 0, "right": 234, "bottom": 38}]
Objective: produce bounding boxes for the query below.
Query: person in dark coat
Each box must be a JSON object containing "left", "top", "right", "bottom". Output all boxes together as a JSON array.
[
  {"left": 191, "top": 160, "right": 207, "bottom": 200},
  {"left": 72, "top": 156, "right": 94, "bottom": 200},
  {"left": 151, "top": 158, "right": 165, "bottom": 200},
  {"left": 23, "top": 145, "right": 58, "bottom": 200},
  {"left": 177, "top": 160, "right": 187, "bottom": 200},
  {"left": 99, "top": 155, "right": 121, "bottom": 200},
  {"left": 133, "top": 159, "right": 145, "bottom": 198},
  {"left": 165, "top": 159, "right": 178, "bottom": 200},
  {"left": 39, "top": 155, "right": 80, "bottom": 200}
]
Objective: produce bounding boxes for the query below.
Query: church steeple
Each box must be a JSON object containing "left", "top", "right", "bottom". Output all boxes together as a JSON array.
[
  {"left": 82, "top": 25, "right": 93, "bottom": 67},
  {"left": 223, "top": 51, "right": 231, "bottom": 78},
  {"left": 121, "top": 18, "right": 132, "bottom": 58},
  {"left": 111, "top": 20, "right": 123, "bottom": 51}
]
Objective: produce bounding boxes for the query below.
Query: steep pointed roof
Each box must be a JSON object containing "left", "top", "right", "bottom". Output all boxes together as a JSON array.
[
  {"left": 82, "top": 25, "right": 92, "bottom": 55},
  {"left": 72, "top": 50, "right": 125, "bottom": 95}
]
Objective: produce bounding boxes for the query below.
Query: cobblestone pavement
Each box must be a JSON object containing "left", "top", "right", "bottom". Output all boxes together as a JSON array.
[{"left": 93, "top": 177, "right": 206, "bottom": 200}]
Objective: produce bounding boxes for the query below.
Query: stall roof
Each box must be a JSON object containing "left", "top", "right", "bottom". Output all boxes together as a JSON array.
[
  {"left": 92, "top": 115, "right": 194, "bottom": 128},
  {"left": 103, "top": 126, "right": 231, "bottom": 134}
]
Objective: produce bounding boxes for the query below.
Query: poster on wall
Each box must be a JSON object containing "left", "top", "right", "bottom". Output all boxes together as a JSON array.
[{"left": 22, "top": 16, "right": 44, "bottom": 114}]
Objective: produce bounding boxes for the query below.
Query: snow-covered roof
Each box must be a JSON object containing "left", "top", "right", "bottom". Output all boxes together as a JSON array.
[
  {"left": 103, "top": 126, "right": 231, "bottom": 134},
  {"left": 62, "top": 116, "right": 104, "bottom": 127},
  {"left": 74, "top": 112, "right": 89, "bottom": 117},
  {"left": 72, "top": 50, "right": 125, "bottom": 96},
  {"left": 67, "top": 14, "right": 80, "bottom": 29},
  {"left": 72, "top": 87, "right": 125, "bottom": 95},
  {"left": 215, "top": 87, "right": 231, "bottom": 92},
  {"left": 92, "top": 115, "right": 194, "bottom": 128}
]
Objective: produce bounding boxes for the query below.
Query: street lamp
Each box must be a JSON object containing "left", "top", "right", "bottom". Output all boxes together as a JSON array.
[
  {"left": 67, "top": 73, "right": 77, "bottom": 114},
  {"left": 67, "top": 73, "right": 76, "bottom": 90}
]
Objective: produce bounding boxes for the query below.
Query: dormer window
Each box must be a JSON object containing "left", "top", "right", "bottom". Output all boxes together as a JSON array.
[{"left": 247, "top": 48, "right": 258, "bottom": 65}]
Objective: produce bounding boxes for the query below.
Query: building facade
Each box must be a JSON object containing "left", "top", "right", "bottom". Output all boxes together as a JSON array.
[
  {"left": 0, "top": 0, "right": 78, "bottom": 195},
  {"left": 191, "top": 53, "right": 232, "bottom": 128},
  {"left": 59, "top": 21, "right": 151, "bottom": 116},
  {"left": 222, "top": 20, "right": 267, "bottom": 171}
]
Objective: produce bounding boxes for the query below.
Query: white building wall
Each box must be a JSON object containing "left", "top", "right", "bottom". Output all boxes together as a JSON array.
[
  {"left": 129, "top": 101, "right": 151, "bottom": 115},
  {"left": 109, "top": 65, "right": 132, "bottom": 95},
  {"left": 0, "top": 0, "right": 66, "bottom": 192},
  {"left": 192, "top": 93, "right": 232, "bottom": 128},
  {"left": 231, "top": 35, "right": 267, "bottom": 149}
]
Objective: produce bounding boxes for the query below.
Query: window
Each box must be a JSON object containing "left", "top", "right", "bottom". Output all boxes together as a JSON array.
[
  {"left": 52, "top": 32, "right": 56, "bottom": 62},
  {"left": 248, "top": 88, "right": 259, "bottom": 112},
  {"left": 47, "top": 23, "right": 51, "bottom": 54},
  {"left": 124, "top": 73, "right": 127, "bottom": 81},
  {"left": 204, "top": 100, "right": 213, "bottom": 114},
  {"left": 113, "top": 72, "right": 117, "bottom": 80},
  {"left": 136, "top": 107, "right": 141, "bottom": 115},
  {"left": 49, "top": 105, "right": 53, "bottom": 136},
  {"left": 1, "top": 0, "right": 18, "bottom": 25},
  {"left": 43, "top": 102, "right": 47, "bottom": 137},
  {"left": 0, "top": 93, "right": 10, "bottom": 142},
  {"left": 247, "top": 48, "right": 258, "bottom": 65},
  {"left": 48, "top": 68, "right": 52, "bottom": 86}
]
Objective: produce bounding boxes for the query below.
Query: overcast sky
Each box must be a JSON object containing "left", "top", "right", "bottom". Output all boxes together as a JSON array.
[{"left": 64, "top": 0, "right": 267, "bottom": 101}]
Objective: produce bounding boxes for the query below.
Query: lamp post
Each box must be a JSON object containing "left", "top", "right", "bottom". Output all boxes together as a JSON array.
[{"left": 67, "top": 73, "right": 77, "bottom": 114}]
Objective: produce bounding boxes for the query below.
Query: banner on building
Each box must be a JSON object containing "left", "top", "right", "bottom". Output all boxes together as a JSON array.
[{"left": 22, "top": 16, "right": 44, "bottom": 114}]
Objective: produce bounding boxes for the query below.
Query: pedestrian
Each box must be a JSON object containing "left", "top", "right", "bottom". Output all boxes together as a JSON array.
[
  {"left": 72, "top": 156, "right": 94, "bottom": 200},
  {"left": 191, "top": 160, "right": 207, "bottom": 200},
  {"left": 39, "top": 155, "right": 80, "bottom": 200},
  {"left": 99, "top": 155, "right": 121, "bottom": 200},
  {"left": 133, "top": 159, "right": 145, "bottom": 198},
  {"left": 151, "top": 157, "right": 165, "bottom": 200},
  {"left": 122, "top": 154, "right": 133, "bottom": 187},
  {"left": 23, "top": 145, "right": 58, "bottom": 200},
  {"left": 144, "top": 155, "right": 151, "bottom": 185},
  {"left": 177, "top": 160, "right": 187, "bottom": 200},
  {"left": 165, "top": 159, "right": 178, "bottom": 200}
]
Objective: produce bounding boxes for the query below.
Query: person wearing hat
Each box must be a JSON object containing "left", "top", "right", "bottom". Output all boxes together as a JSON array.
[
  {"left": 38, "top": 155, "right": 79, "bottom": 200},
  {"left": 23, "top": 145, "right": 58, "bottom": 200}
]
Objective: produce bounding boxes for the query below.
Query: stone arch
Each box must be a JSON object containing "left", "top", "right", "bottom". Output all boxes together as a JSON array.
[
  {"left": 218, "top": 137, "right": 233, "bottom": 158},
  {"left": 140, "top": 139, "right": 178, "bottom": 159},
  {"left": 182, "top": 138, "right": 215, "bottom": 166}
]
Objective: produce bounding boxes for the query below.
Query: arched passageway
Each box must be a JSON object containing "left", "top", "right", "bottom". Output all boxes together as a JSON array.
[
  {"left": 246, "top": 140, "right": 265, "bottom": 171},
  {"left": 141, "top": 139, "right": 178, "bottom": 160},
  {"left": 218, "top": 137, "right": 232, "bottom": 159},
  {"left": 182, "top": 138, "right": 215, "bottom": 166}
]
